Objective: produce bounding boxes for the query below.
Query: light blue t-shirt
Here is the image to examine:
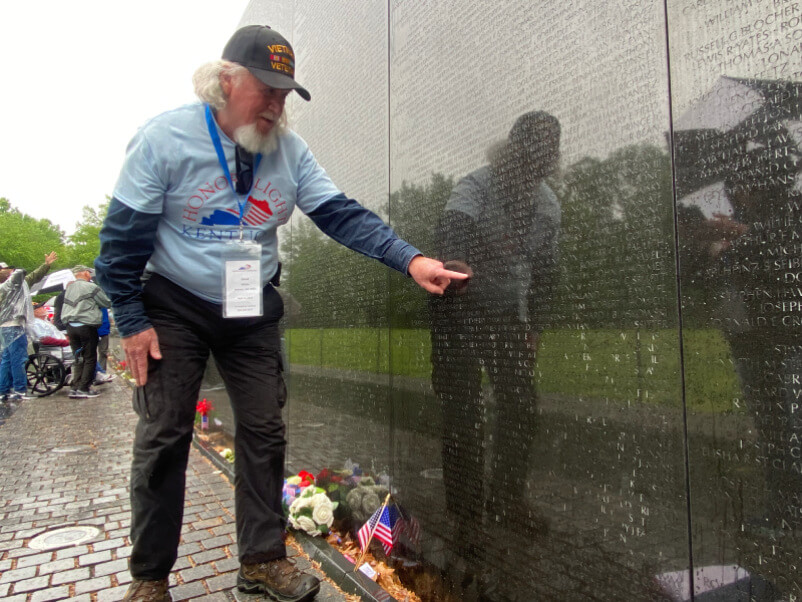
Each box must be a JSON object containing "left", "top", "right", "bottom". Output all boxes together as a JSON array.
[{"left": 113, "top": 103, "right": 341, "bottom": 303}]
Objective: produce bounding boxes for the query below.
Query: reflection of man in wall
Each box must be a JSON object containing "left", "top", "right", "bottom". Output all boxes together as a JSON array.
[
  {"left": 429, "top": 112, "right": 561, "bottom": 560},
  {"left": 678, "top": 114, "right": 802, "bottom": 537}
]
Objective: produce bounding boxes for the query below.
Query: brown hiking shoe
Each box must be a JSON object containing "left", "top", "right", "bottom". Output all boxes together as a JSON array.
[
  {"left": 237, "top": 557, "right": 320, "bottom": 602},
  {"left": 122, "top": 578, "right": 171, "bottom": 601}
]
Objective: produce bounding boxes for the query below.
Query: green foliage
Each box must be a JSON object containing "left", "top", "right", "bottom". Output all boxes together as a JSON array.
[
  {"left": 280, "top": 174, "right": 454, "bottom": 330},
  {"left": 388, "top": 174, "right": 454, "bottom": 328},
  {"left": 0, "top": 197, "right": 109, "bottom": 275},
  {"left": 286, "top": 327, "right": 742, "bottom": 413},
  {"left": 62, "top": 199, "right": 109, "bottom": 267},
  {"left": 553, "top": 144, "right": 678, "bottom": 330},
  {"left": 281, "top": 145, "right": 679, "bottom": 331},
  {"left": 281, "top": 217, "right": 389, "bottom": 329},
  {"left": 0, "top": 198, "right": 66, "bottom": 271},
  {"left": 389, "top": 173, "right": 454, "bottom": 257}
]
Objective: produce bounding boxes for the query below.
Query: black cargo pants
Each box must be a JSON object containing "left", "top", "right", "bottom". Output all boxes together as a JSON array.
[{"left": 129, "top": 274, "right": 287, "bottom": 579}]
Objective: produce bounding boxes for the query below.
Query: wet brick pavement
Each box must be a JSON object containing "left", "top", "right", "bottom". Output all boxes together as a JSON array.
[{"left": 0, "top": 376, "right": 354, "bottom": 601}]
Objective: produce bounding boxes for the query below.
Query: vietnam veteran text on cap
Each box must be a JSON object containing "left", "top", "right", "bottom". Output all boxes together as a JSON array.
[{"left": 222, "top": 25, "right": 310, "bottom": 101}]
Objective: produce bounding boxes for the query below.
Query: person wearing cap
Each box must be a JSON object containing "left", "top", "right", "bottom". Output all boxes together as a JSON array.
[
  {"left": 428, "top": 112, "right": 561, "bottom": 576},
  {"left": 94, "top": 24, "right": 466, "bottom": 602},
  {"left": 61, "top": 265, "right": 110, "bottom": 399},
  {"left": 0, "top": 252, "right": 58, "bottom": 403},
  {"left": 31, "top": 302, "right": 70, "bottom": 347}
]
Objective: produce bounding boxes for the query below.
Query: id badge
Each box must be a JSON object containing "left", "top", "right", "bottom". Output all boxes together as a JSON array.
[{"left": 222, "top": 240, "right": 263, "bottom": 318}]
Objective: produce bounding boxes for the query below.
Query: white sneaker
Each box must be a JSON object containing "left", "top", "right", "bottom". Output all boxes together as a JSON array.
[{"left": 94, "top": 373, "right": 114, "bottom": 385}]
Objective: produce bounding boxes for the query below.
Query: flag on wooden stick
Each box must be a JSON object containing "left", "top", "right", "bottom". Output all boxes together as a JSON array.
[{"left": 358, "top": 500, "right": 401, "bottom": 554}]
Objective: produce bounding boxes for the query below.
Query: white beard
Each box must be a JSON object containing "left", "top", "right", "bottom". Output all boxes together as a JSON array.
[{"left": 233, "top": 121, "right": 285, "bottom": 155}]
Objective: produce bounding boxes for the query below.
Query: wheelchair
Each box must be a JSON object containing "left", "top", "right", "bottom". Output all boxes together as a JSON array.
[{"left": 26, "top": 343, "right": 75, "bottom": 397}]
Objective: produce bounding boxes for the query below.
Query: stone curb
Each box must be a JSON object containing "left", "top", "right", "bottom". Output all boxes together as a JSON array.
[{"left": 192, "top": 435, "right": 397, "bottom": 602}]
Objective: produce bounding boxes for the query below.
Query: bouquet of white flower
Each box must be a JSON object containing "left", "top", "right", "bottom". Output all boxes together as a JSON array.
[{"left": 288, "top": 485, "right": 337, "bottom": 536}]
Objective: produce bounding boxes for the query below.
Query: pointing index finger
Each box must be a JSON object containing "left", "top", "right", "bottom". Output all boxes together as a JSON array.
[{"left": 440, "top": 269, "right": 469, "bottom": 280}]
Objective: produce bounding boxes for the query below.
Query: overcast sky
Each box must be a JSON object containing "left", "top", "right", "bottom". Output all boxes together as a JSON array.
[{"left": 0, "top": 1, "right": 249, "bottom": 235}]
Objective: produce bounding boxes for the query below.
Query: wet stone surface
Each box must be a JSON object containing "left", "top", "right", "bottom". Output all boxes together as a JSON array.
[{"left": 0, "top": 375, "right": 352, "bottom": 601}]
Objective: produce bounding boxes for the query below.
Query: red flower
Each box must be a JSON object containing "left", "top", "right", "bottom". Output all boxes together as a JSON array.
[{"left": 196, "top": 398, "right": 214, "bottom": 416}]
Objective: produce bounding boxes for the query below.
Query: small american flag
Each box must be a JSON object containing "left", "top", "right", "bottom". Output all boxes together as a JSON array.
[
  {"left": 395, "top": 503, "right": 421, "bottom": 546},
  {"left": 357, "top": 503, "right": 401, "bottom": 554},
  {"left": 402, "top": 515, "right": 421, "bottom": 546}
]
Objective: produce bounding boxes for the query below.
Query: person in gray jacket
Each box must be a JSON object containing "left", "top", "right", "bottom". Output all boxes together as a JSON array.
[{"left": 62, "top": 265, "right": 111, "bottom": 398}]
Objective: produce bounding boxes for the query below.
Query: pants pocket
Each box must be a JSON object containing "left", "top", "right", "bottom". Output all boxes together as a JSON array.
[
  {"left": 276, "top": 371, "right": 287, "bottom": 409},
  {"left": 132, "top": 377, "right": 164, "bottom": 422}
]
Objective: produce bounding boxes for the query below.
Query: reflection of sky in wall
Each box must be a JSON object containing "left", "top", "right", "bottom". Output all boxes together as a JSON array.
[
  {"left": 667, "top": 0, "right": 802, "bottom": 115},
  {"left": 668, "top": 0, "right": 802, "bottom": 218},
  {"left": 388, "top": 0, "right": 672, "bottom": 189},
  {"left": 243, "top": 0, "right": 389, "bottom": 216},
  {"left": 240, "top": 0, "right": 802, "bottom": 199}
]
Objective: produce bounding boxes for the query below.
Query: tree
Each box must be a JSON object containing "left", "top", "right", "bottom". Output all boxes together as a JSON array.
[
  {"left": 281, "top": 217, "right": 388, "bottom": 328},
  {"left": 389, "top": 173, "right": 454, "bottom": 258},
  {"left": 386, "top": 173, "right": 454, "bottom": 328},
  {"left": 62, "top": 199, "right": 109, "bottom": 267},
  {"left": 554, "top": 143, "right": 677, "bottom": 329},
  {"left": 0, "top": 197, "right": 66, "bottom": 271}
]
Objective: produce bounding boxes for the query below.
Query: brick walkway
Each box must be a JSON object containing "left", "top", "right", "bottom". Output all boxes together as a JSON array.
[{"left": 0, "top": 377, "right": 353, "bottom": 601}]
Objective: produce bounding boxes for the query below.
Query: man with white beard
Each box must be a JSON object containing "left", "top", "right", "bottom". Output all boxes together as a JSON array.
[{"left": 95, "top": 25, "right": 465, "bottom": 602}]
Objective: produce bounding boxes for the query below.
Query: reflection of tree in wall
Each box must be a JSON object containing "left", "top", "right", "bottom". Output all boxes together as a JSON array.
[
  {"left": 554, "top": 144, "right": 677, "bottom": 329},
  {"left": 388, "top": 173, "right": 454, "bottom": 329},
  {"left": 389, "top": 173, "right": 454, "bottom": 258},
  {"left": 281, "top": 218, "right": 388, "bottom": 329},
  {"left": 282, "top": 147, "right": 677, "bottom": 331},
  {"left": 280, "top": 174, "right": 453, "bottom": 329}
]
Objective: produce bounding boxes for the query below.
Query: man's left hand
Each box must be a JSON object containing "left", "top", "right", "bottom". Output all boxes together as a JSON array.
[
  {"left": 44, "top": 252, "right": 58, "bottom": 265},
  {"left": 408, "top": 256, "right": 469, "bottom": 295}
]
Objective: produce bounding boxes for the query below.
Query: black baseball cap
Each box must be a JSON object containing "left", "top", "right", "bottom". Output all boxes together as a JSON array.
[{"left": 222, "top": 25, "right": 311, "bottom": 101}]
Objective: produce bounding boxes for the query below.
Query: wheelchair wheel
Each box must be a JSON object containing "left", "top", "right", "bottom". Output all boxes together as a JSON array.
[{"left": 26, "top": 353, "right": 67, "bottom": 397}]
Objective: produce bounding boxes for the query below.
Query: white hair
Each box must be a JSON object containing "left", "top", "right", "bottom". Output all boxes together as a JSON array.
[
  {"left": 193, "top": 60, "right": 290, "bottom": 154},
  {"left": 193, "top": 60, "right": 244, "bottom": 110}
]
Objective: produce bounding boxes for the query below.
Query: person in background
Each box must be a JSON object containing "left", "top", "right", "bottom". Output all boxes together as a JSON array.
[
  {"left": 52, "top": 289, "right": 65, "bottom": 331},
  {"left": 61, "top": 265, "right": 111, "bottom": 399},
  {"left": 95, "top": 24, "right": 465, "bottom": 602},
  {"left": 31, "top": 302, "right": 70, "bottom": 347},
  {"left": 0, "top": 252, "right": 58, "bottom": 402}
]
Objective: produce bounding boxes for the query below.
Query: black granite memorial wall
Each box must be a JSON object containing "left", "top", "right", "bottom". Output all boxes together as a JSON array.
[{"left": 230, "top": 1, "right": 801, "bottom": 598}]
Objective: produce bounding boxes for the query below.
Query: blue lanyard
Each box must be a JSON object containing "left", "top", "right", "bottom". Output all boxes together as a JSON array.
[{"left": 204, "top": 104, "right": 262, "bottom": 222}]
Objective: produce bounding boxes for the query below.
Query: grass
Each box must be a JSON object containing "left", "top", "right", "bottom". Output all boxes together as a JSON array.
[{"left": 285, "top": 328, "right": 742, "bottom": 413}]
